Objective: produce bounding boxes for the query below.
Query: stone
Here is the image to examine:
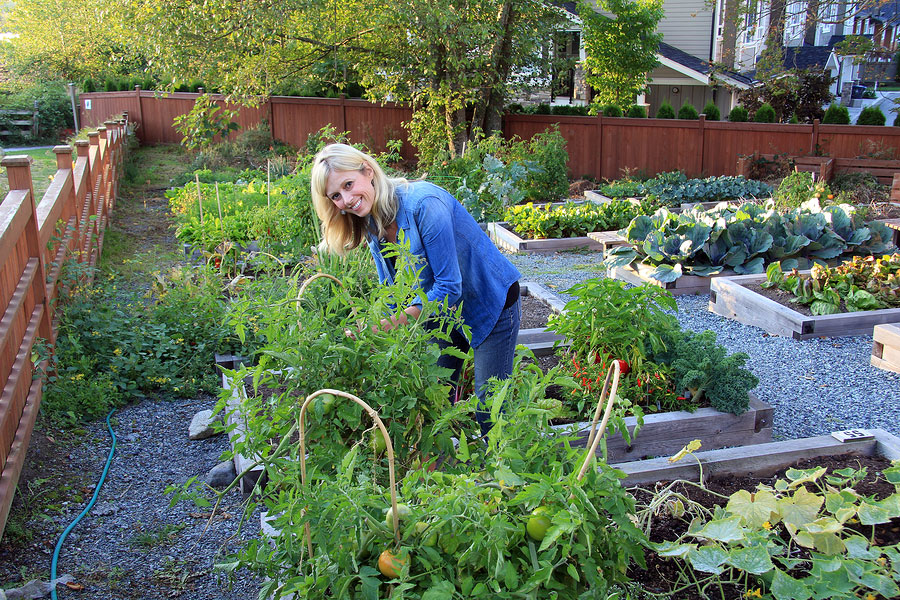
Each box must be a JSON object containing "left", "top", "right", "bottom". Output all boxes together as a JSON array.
[
  {"left": 206, "top": 460, "right": 236, "bottom": 488},
  {"left": 188, "top": 409, "right": 220, "bottom": 440}
]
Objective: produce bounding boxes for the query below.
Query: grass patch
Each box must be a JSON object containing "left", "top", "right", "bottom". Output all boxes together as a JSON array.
[
  {"left": 0, "top": 146, "right": 60, "bottom": 201},
  {"left": 129, "top": 522, "right": 187, "bottom": 548}
]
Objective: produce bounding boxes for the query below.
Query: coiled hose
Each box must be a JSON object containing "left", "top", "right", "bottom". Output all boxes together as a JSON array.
[{"left": 50, "top": 409, "right": 117, "bottom": 600}]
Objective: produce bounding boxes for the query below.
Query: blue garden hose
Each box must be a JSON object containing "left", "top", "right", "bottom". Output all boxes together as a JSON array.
[{"left": 50, "top": 409, "right": 117, "bottom": 600}]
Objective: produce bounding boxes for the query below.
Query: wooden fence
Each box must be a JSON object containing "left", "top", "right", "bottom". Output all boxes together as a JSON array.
[
  {"left": 0, "top": 102, "right": 40, "bottom": 141},
  {"left": 80, "top": 89, "right": 900, "bottom": 181},
  {"left": 0, "top": 120, "right": 124, "bottom": 537}
]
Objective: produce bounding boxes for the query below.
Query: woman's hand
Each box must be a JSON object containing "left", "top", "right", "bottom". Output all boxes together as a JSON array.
[{"left": 373, "top": 306, "right": 422, "bottom": 332}]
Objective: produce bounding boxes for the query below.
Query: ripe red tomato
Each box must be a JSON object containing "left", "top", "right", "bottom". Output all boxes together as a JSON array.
[{"left": 615, "top": 359, "right": 630, "bottom": 375}]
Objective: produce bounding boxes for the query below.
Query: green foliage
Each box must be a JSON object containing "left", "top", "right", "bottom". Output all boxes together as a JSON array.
[
  {"left": 648, "top": 329, "right": 757, "bottom": 414},
  {"left": 425, "top": 127, "right": 569, "bottom": 216},
  {"left": 579, "top": 0, "right": 663, "bottom": 107},
  {"left": 172, "top": 94, "right": 240, "bottom": 153},
  {"left": 738, "top": 69, "right": 834, "bottom": 123},
  {"left": 222, "top": 343, "right": 647, "bottom": 598},
  {"left": 701, "top": 101, "right": 720, "bottom": 121},
  {"left": 678, "top": 102, "right": 699, "bottom": 120},
  {"left": 773, "top": 170, "right": 833, "bottom": 212},
  {"left": 626, "top": 104, "right": 647, "bottom": 118},
  {"left": 82, "top": 78, "right": 97, "bottom": 93},
  {"left": 823, "top": 103, "right": 851, "bottom": 124},
  {"left": 504, "top": 198, "right": 660, "bottom": 239},
  {"left": 648, "top": 461, "right": 900, "bottom": 600},
  {"left": 549, "top": 278, "right": 754, "bottom": 419},
  {"left": 728, "top": 105, "right": 749, "bottom": 122},
  {"left": 753, "top": 103, "right": 776, "bottom": 123},
  {"left": 167, "top": 167, "right": 320, "bottom": 266},
  {"left": 788, "top": 113, "right": 799, "bottom": 123},
  {"left": 856, "top": 105, "right": 886, "bottom": 126},
  {"left": 0, "top": 80, "right": 73, "bottom": 143},
  {"left": 602, "top": 103, "right": 623, "bottom": 117},
  {"left": 599, "top": 171, "right": 773, "bottom": 208},
  {"left": 604, "top": 199, "right": 897, "bottom": 283},
  {"left": 549, "top": 104, "right": 590, "bottom": 116},
  {"left": 656, "top": 101, "right": 676, "bottom": 119},
  {"left": 763, "top": 254, "right": 900, "bottom": 314},
  {"left": 37, "top": 264, "right": 244, "bottom": 425}
]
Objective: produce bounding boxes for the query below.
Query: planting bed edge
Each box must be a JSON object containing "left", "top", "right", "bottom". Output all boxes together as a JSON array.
[{"left": 618, "top": 428, "right": 900, "bottom": 486}]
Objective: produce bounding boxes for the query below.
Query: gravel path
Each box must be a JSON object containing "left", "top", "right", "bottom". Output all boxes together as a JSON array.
[
  {"left": 507, "top": 251, "right": 900, "bottom": 440},
  {"left": 0, "top": 394, "right": 262, "bottom": 599}
]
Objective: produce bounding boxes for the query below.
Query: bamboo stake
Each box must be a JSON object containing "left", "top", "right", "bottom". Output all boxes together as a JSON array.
[
  {"left": 299, "top": 388, "right": 401, "bottom": 557},
  {"left": 576, "top": 361, "right": 622, "bottom": 482},
  {"left": 195, "top": 173, "right": 203, "bottom": 225},
  {"left": 267, "top": 158, "right": 271, "bottom": 209},
  {"left": 215, "top": 182, "right": 225, "bottom": 241}
]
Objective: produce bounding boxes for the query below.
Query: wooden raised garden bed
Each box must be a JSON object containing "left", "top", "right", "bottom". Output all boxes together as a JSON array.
[
  {"left": 558, "top": 393, "right": 773, "bottom": 464},
  {"left": 586, "top": 230, "right": 629, "bottom": 254},
  {"left": 709, "top": 272, "right": 900, "bottom": 339},
  {"left": 872, "top": 323, "right": 900, "bottom": 374},
  {"left": 608, "top": 262, "right": 737, "bottom": 296},
  {"left": 488, "top": 221, "right": 605, "bottom": 253},
  {"left": 618, "top": 427, "right": 900, "bottom": 486}
]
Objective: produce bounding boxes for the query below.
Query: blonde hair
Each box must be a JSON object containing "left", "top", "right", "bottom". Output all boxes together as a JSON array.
[{"left": 310, "top": 144, "right": 406, "bottom": 255}]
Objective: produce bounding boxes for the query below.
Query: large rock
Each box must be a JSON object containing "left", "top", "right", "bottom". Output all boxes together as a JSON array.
[
  {"left": 206, "top": 460, "right": 236, "bottom": 488},
  {"left": 188, "top": 409, "right": 220, "bottom": 440}
]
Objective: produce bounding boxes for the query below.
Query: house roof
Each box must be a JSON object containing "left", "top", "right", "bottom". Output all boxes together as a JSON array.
[
  {"left": 859, "top": 0, "right": 900, "bottom": 24},
  {"left": 782, "top": 44, "right": 835, "bottom": 70},
  {"left": 658, "top": 41, "right": 754, "bottom": 88}
]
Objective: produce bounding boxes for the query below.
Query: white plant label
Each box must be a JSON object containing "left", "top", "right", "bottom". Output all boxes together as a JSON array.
[{"left": 830, "top": 429, "right": 874, "bottom": 443}]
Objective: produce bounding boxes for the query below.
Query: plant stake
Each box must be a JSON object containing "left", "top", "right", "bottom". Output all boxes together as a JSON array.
[
  {"left": 298, "top": 388, "right": 402, "bottom": 558},
  {"left": 194, "top": 173, "right": 204, "bottom": 226}
]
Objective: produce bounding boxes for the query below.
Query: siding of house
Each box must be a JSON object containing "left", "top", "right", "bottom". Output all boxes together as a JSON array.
[{"left": 657, "top": 0, "right": 716, "bottom": 60}]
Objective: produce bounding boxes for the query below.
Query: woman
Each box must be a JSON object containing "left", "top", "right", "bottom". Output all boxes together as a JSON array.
[{"left": 310, "top": 143, "right": 521, "bottom": 435}]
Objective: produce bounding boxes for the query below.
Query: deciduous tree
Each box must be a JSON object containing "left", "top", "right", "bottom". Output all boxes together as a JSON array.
[{"left": 578, "top": 0, "right": 663, "bottom": 108}]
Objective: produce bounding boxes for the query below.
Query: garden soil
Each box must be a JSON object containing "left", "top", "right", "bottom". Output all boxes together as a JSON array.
[{"left": 0, "top": 183, "right": 263, "bottom": 598}]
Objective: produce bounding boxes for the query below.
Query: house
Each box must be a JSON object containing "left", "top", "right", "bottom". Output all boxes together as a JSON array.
[{"left": 526, "top": 0, "right": 753, "bottom": 115}]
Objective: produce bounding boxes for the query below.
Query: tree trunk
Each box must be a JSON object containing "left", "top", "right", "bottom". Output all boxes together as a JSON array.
[
  {"left": 470, "top": 1, "right": 516, "bottom": 139},
  {"left": 804, "top": 0, "right": 820, "bottom": 46}
]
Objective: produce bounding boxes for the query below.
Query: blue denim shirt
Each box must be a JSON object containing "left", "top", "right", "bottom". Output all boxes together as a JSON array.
[{"left": 366, "top": 180, "right": 520, "bottom": 348}]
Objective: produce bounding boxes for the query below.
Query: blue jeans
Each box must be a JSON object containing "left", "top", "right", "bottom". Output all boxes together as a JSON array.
[{"left": 437, "top": 296, "right": 521, "bottom": 436}]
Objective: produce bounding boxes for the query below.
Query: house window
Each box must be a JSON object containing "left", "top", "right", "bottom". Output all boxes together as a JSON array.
[
  {"left": 717, "top": 0, "right": 726, "bottom": 38},
  {"left": 745, "top": 0, "right": 758, "bottom": 42}
]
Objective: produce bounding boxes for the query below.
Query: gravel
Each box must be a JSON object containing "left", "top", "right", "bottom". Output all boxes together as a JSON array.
[
  {"left": 0, "top": 394, "right": 262, "bottom": 599},
  {"left": 507, "top": 250, "right": 900, "bottom": 440}
]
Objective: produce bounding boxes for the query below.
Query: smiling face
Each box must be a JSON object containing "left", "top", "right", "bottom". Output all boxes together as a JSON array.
[{"left": 325, "top": 164, "right": 375, "bottom": 218}]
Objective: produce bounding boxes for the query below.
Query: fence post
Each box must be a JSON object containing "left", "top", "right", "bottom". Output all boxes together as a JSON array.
[
  {"left": 31, "top": 100, "right": 39, "bottom": 139},
  {"left": 134, "top": 86, "right": 144, "bottom": 144},
  {"left": 810, "top": 118, "right": 820, "bottom": 155},
  {"left": 0, "top": 156, "right": 54, "bottom": 345},
  {"left": 595, "top": 113, "right": 603, "bottom": 180},
  {"left": 339, "top": 93, "right": 347, "bottom": 132},
  {"left": 698, "top": 115, "right": 706, "bottom": 176},
  {"left": 87, "top": 131, "right": 100, "bottom": 198}
]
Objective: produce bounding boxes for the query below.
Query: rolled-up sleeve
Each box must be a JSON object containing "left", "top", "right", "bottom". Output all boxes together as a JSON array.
[{"left": 415, "top": 194, "right": 463, "bottom": 307}]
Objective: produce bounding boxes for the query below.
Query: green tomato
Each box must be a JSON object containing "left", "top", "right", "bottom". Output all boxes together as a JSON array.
[
  {"left": 414, "top": 521, "right": 438, "bottom": 547},
  {"left": 384, "top": 503, "right": 410, "bottom": 529},
  {"left": 318, "top": 392, "right": 336, "bottom": 413},
  {"left": 526, "top": 506, "right": 551, "bottom": 541},
  {"left": 372, "top": 429, "right": 388, "bottom": 454}
]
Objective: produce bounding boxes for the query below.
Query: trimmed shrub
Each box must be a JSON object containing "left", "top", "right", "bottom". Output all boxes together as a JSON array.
[
  {"left": 822, "top": 103, "right": 851, "bottom": 124},
  {"left": 856, "top": 106, "right": 886, "bottom": 126},
  {"left": 788, "top": 113, "right": 799, "bottom": 124},
  {"left": 626, "top": 104, "right": 647, "bottom": 118},
  {"left": 728, "top": 105, "right": 749, "bottom": 122},
  {"left": 701, "top": 101, "right": 720, "bottom": 121},
  {"left": 678, "top": 102, "right": 699, "bottom": 119},
  {"left": 753, "top": 103, "right": 776, "bottom": 123},
  {"left": 602, "top": 104, "right": 623, "bottom": 117},
  {"left": 656, "top": 101, "right": 676, "bottom": 119},
  {"left": 894, "top": 113, "right": 900, "bottom": 126},
  {"left": 82, "top": 78, "right": 97, "bottom": 93}
]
